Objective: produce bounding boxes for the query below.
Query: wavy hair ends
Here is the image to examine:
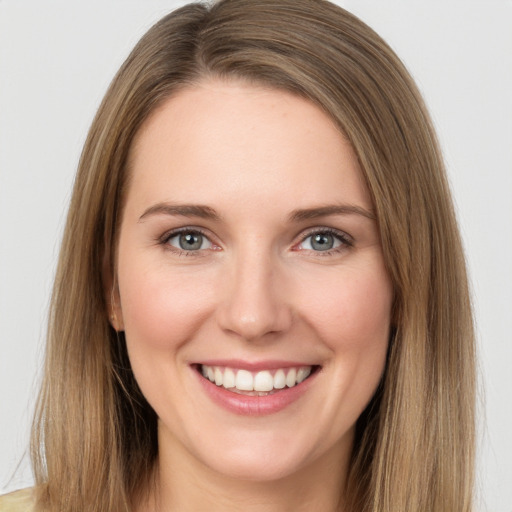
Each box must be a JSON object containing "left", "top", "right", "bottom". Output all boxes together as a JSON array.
[{"left": 31, "top": 1, "right": 476, "bottom": 511}]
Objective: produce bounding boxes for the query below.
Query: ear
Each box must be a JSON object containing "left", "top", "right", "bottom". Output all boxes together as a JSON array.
[{"left": 102, "top": 252, "right": 125, "bottom": 332}]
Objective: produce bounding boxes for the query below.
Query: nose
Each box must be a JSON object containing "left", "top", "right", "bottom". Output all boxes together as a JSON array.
[{"left": 216, "top": 249, "right": 293, "bottom": 342}]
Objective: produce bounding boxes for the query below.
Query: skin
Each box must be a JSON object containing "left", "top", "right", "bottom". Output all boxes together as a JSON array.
[{"left": 112, "top": 79, "right": 393, "bottom": 511}]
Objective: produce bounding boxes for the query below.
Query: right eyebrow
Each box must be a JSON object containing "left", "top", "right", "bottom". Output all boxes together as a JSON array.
[
  {"left": 288, "top": 204, "right": 376, "bottom": 222},
  {"left": 138, "top": 203, "right": 221, "bottom": 222}
]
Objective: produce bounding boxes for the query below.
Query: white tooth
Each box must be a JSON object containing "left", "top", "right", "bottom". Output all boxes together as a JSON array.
[
  {"left": 214, "top": 367, "right": 223, "bottom": 386},
  {"left": 274, "top": 369, "right": 286, "bottom": 389},
  {"left": 201, "top": 365, "right": 208, "bottom": 378},
  {"left": 296, "top": 367, "right": 311, "bottom": 384},
  {"left": 254, "top": 370, "right": 274, "bottom": 392},
  {"left": 236, "top": 369, "right": 254, "bottom": 391},
  {"left": 207, "top": 366, "right": 215, "bottom": 382},
  {"left": 286, "top": 368, "right": 297, "bottom": 387},
  {"left": 223, "top": 368, "right": 235, "bottom": 389}
]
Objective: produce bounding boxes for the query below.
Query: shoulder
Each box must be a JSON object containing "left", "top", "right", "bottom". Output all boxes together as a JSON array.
[{"left": 0, "top": 488, "right": 36, "bottom": 512}]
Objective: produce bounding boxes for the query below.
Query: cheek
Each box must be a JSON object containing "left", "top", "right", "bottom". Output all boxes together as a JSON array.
[
  {"left": 117, "top": 260, "right": 218, "bottom": 353},
  {"left": 297, "top": 260, "right": 393, "bottom": 356},
  {"left": 294, "top": 261, "right": 392, "bottom": 433}
]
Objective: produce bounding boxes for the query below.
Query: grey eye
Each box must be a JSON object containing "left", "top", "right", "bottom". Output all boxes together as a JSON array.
[
  {"left": 167, "top": 231, "right": 212, "bottom": 251},
  {"left": 310, "top": 233, "right": 334, "bottom": 251},
  {"left": 180, "top": 233, "right": 203, "bottom": 250},
  {"left": 299, "top": 232, "right": 344, "bottom": 252}
]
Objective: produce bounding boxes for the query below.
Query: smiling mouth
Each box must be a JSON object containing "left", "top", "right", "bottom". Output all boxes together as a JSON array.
[{"left": 196, "top": 364, "right": 319, "bottom": 396}]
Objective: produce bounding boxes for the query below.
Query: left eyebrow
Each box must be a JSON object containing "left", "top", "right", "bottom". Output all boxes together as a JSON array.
[
  {"left": 138, "top": 203, "right": 221, "bottom": 222},
  {"left": 288, "top": 204, "right": 376, "bottom": 222}
]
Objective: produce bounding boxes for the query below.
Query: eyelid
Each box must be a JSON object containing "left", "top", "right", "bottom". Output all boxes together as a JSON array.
[
  {"left": 294, "top": 226, "right": 353, "bottom": 252},
  {"left": 157, "top": 225, "right": 352, "bottom": 256},
  {"left": 159, "top": 226, "right": 220, "bottom": 254},
  {"left": 160, "top": 226, "right": 207, "bottom": 242}
]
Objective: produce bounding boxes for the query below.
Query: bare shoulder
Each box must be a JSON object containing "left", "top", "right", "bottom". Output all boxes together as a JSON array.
[{"left": 0, "top": 488, "right": 36, "bottom": 512}]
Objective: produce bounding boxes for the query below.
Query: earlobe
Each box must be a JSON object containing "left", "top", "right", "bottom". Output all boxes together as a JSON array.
[
  {"left": 108, "top": 283, "right": 125, "bottom": 332},
  {"left": 103, "top": 251, "right": 125, "bottom": 331},
  {"left": 109, "top": 303, "right": 124, "bottom": 332}
]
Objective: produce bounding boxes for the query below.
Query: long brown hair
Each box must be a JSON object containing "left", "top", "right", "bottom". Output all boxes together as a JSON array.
[{"left": 31, "top": 1, "right": 476, "bottom": 510}]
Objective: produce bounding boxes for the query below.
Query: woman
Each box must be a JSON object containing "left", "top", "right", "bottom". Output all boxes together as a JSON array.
[{"left": 0, "top": 0, "right": 476, "bottom": 510}]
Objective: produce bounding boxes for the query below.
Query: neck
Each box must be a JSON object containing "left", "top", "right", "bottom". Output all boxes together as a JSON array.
[{"left": 138, "top": 425, "right": 352, "bottom": 512}]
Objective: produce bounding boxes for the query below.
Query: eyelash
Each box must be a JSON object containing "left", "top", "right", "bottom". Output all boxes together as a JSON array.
[
  {"left": 295, "top": 227, "right": 353, "bottom": 256},
  {"left": 158, "top": 226, "right": 353, "bottom": 256},
  {"left": 159, "top": 227, "right": 214, "bottom": 257}
]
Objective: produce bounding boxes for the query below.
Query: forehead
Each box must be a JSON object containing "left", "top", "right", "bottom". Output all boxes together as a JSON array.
[{"left": 126, "top": 79, "right": 372, "bottom": 216}]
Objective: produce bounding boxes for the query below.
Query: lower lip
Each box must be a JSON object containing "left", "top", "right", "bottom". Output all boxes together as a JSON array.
[{"left": 194, "top": 367, "right": 318, "bottom": 416}]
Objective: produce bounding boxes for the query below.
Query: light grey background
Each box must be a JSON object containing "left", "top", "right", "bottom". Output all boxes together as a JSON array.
[{"left": 1, "top": 1, "right": 511, "bottom": 510}]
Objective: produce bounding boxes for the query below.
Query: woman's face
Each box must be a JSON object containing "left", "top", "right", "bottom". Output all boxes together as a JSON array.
[{"left": 114, "top": 80, "right": 393, "bottom": 481}]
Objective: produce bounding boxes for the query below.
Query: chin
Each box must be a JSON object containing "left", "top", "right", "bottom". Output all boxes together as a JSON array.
[
  {"left": 186, "top": 424, "right": 345, "bottom": 484},
  {"left": 202, "top": 449, "right": 308, "bottom": 483}
]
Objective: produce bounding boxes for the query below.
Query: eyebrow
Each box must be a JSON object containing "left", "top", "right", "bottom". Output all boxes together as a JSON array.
[
  {"left": 138, "top": 202, "right": 375, "bottom": 223},
  {"left": 288, "top": 204, "right": 376, "bottom": 222},
  {"left": 139, "top": 203, "right": 221, "bottom": 222}
]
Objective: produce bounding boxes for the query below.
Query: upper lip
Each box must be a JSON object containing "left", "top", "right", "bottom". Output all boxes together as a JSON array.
[{"left": 194, "top": 359, "right": 319, "bottom": 371}]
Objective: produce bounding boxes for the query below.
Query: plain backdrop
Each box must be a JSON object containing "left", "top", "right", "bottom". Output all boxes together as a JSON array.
[{"left": 1, "top": 1, "right": 511, "bottom": 510}]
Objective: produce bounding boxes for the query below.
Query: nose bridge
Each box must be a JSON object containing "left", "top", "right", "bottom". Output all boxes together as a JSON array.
[{"left": 217, "top": 242, "right": 291, "bottom": 341}]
